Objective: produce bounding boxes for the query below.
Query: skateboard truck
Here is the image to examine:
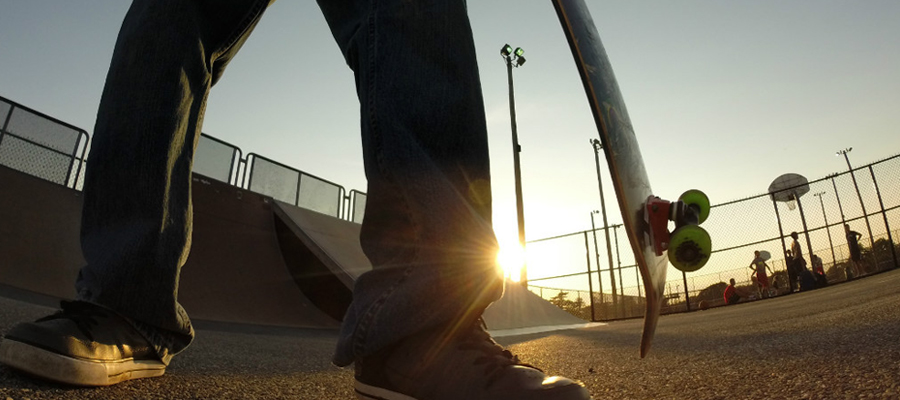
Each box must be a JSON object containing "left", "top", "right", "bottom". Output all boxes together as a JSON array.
[{"left": 645, "top": 190, "right": 712, "bottom": 272}]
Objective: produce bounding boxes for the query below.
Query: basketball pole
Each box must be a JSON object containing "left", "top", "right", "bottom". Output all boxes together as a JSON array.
[
  {"left": 794, "top": 191, "right": 815, "bottom": 268},
  {"left": 813, "top": 192, "right": 837, "bottom": 268},
  {"left": 770, "top": 195, "right": 792, "bottom": 293}
]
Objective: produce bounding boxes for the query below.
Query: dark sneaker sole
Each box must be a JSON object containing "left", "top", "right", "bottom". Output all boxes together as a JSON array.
[
  {"left": 0, "top": 339, "right": 166, "bottom": 386},
  {"left": 355, "top": 380, "right": 418, "bottom": 400}
]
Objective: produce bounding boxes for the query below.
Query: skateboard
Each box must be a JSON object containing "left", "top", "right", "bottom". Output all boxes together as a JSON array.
[{"left": 552, "top": 0, "right": 711, "bottom": 357}]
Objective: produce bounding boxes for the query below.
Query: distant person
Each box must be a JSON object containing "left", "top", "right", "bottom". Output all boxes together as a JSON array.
[
  {"left": 771, "top": 274, "right": 782, "bottom": 295},
  {"left": 748, "top": 251, "right": 775, "bottom": 298},
  {"left": 790, "top": 233, "right": 816, "bottom": 291},
  {"left": 723, "top": 278, "right": 751, "bottom": 305},
  {"left": 785, "top": 249, "right": 798, "bottom": 292},
  {"left": 798, "top": 267, "right": 817, "bottom": 291},
  {"left": 790, "top": 232, "right": 811, "bottom": 290},
  {"left": 845, "top": 224, "right": 864, "bottom": 279},
  {"left": 790, "top": 232, "right": 806, "bottom": 270},
  {"left": 0, "top": 2, "right": 591, "bottom": 399},
  {"left": 811, "top": 254, "right": 828, "bottom": 288}
]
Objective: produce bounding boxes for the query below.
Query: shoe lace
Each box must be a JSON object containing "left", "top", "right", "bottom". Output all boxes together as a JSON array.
[
  {"left": 458, "top": 318, "right": 540, "bottom": 388},
  {"left": 36, "top": 300, "right": 111, "bottom": 342}
]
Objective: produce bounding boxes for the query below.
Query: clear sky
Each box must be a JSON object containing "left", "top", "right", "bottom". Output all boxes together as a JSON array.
[{"left": 2, "top": 1, "right": 899, "bottom": 282}]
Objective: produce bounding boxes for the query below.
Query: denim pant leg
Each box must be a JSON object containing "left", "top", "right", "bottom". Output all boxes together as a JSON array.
[
  {"left": 76, "top": 0, "right": 272, "bottom": 363},
  {"left": 318, "top": 0, "right": 504, "bottom": 367}
]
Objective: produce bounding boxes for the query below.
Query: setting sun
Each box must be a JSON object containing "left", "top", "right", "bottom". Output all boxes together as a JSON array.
[{"left": 496, "top": 244, "right": 526, "bottom": 282}]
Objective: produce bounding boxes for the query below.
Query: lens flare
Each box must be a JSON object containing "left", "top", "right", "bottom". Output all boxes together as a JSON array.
[{"left": 496, "top": 244, "right": 526, "bottom": 282}]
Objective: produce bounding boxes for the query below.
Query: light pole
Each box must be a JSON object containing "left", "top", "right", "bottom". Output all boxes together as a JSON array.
[
  {"left": 827, "top": 173, "right": 847, "bottom": 225},
  {"left": 590, "top": 139, "right": 618, "bottom": 315},
  {"left": 501, "top": 44, "right": 528, "bottom": 285},
  {"left": 836, "top": 148, "right": 875, "bottom": 250},
  {"left": 813, "top": 191, "right": 837, "bottom": 267}
]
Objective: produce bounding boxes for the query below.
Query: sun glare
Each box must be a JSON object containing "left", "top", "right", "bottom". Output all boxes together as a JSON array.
[{"left": 496, "top": 244, "right": 526, "bottom": 282}]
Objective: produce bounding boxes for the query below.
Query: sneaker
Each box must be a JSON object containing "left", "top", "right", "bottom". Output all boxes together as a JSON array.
[
  {"left": 354, "top": 318, "right": 592, "bottom": 400},
  {"left": 0, "top": 300, "right": 166, "bottom": 386}
]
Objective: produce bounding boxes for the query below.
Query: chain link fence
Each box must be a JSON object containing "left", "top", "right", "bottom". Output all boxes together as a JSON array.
[{"left": 528, "top": 154, "right": 900, "bottom": 321}]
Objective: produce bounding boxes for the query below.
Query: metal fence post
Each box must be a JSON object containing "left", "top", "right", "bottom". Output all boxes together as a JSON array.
[
  {"left": 613, "top": 224, "right": 624, "bottom": 317},
  {"left": 583, "top": 232, "right": 596, "bottom": 321},
  {"left": 841, "top": 152, "right": 876, "bottom": 246},
  {"left": 869, "top": 165, "right": 898, "bottom": 270},
  {"left": 590, "top": 213, "right": 605, "bottom": 314}
]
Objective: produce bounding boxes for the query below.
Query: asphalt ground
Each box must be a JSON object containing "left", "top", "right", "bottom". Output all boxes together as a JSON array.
[{"left": 1, "top": 268, "right": 898, "bottom": 399}]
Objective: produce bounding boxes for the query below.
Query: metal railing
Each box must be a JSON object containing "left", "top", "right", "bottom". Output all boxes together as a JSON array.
[
  {"left": 244, "top": 153, "right": 346, "bottom": 218},
  {"left": 193, "top": 134, "right": 242, "bottom": 185},
  {"left": 346, "top": 189, "right": 367, "bottom": 223},
  {"left": 0, "top": 94, "right": 368, "bottom": 223},
  {"left": 0, "top": 95, "right": 89, "bottom": 190}
]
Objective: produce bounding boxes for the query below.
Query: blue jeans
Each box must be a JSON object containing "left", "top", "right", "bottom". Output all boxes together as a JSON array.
[{"left": 76, "top": 0, "right": 502, "bottom": 367}]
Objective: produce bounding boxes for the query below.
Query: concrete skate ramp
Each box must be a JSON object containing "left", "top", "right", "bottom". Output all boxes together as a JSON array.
[
  {"left": 0, "top": 165, "right": 82, "bottom": 300},
  {"left": 483, "top": 282, "right": 585, "bottom": 330},
  {"left": 179, "top": 177, "right": 340, "bottom": 328},
  {"left": 272, "top": 201, "right": 367, "bottom": 285},
  {"left": 271, "top": 200, "right": 585, "bottom": 331},
  {"left": 0, "top": 167, "right": 340, "bottom": 329}
]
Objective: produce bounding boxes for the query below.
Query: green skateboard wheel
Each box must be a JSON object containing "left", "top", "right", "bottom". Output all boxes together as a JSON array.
[
  {"left": 678, "top": 189, "right": 710, "bottom": 224},
  {"left": 668, "top": 225, "right": 711, "bottom": 272}
]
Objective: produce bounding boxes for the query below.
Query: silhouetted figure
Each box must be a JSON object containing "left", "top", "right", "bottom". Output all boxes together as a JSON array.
[
  {"left": 845, "top": 224, "right": 864, "bottom": 279},
  {"left": 789, "top": 232, "right": 813, "bottom": 291},
  {"left": 790, "top": 232, "right": 815, "bottom": 291},
  {"left": 786, "top": 249, "right": 798, "bottom": 292},
  {"left": 811, "top": 254, "right": 828, "bottom": 288}
]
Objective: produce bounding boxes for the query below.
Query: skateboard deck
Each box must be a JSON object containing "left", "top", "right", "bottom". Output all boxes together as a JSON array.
[{"left": 552, "top": 0, "right": 668, "bottom": 357}]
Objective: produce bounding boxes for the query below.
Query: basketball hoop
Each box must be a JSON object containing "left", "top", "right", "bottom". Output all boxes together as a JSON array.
[
  {"left": 768, "top": 173, "right": 810, "bottom": 211},
  {"left": 786, "top": 194, "right": 797, "bottom": 211}
]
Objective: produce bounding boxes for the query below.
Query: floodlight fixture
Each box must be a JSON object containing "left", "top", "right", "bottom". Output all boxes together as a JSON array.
[
  {"left": 516, "top": 56, "right": 526, "bottom": 67},
  {"left": 501, "top": 44, "right": 512, "bottom": 57},
  {"left": 515, "top": 47, "right": 524, "bottom": 57}
]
